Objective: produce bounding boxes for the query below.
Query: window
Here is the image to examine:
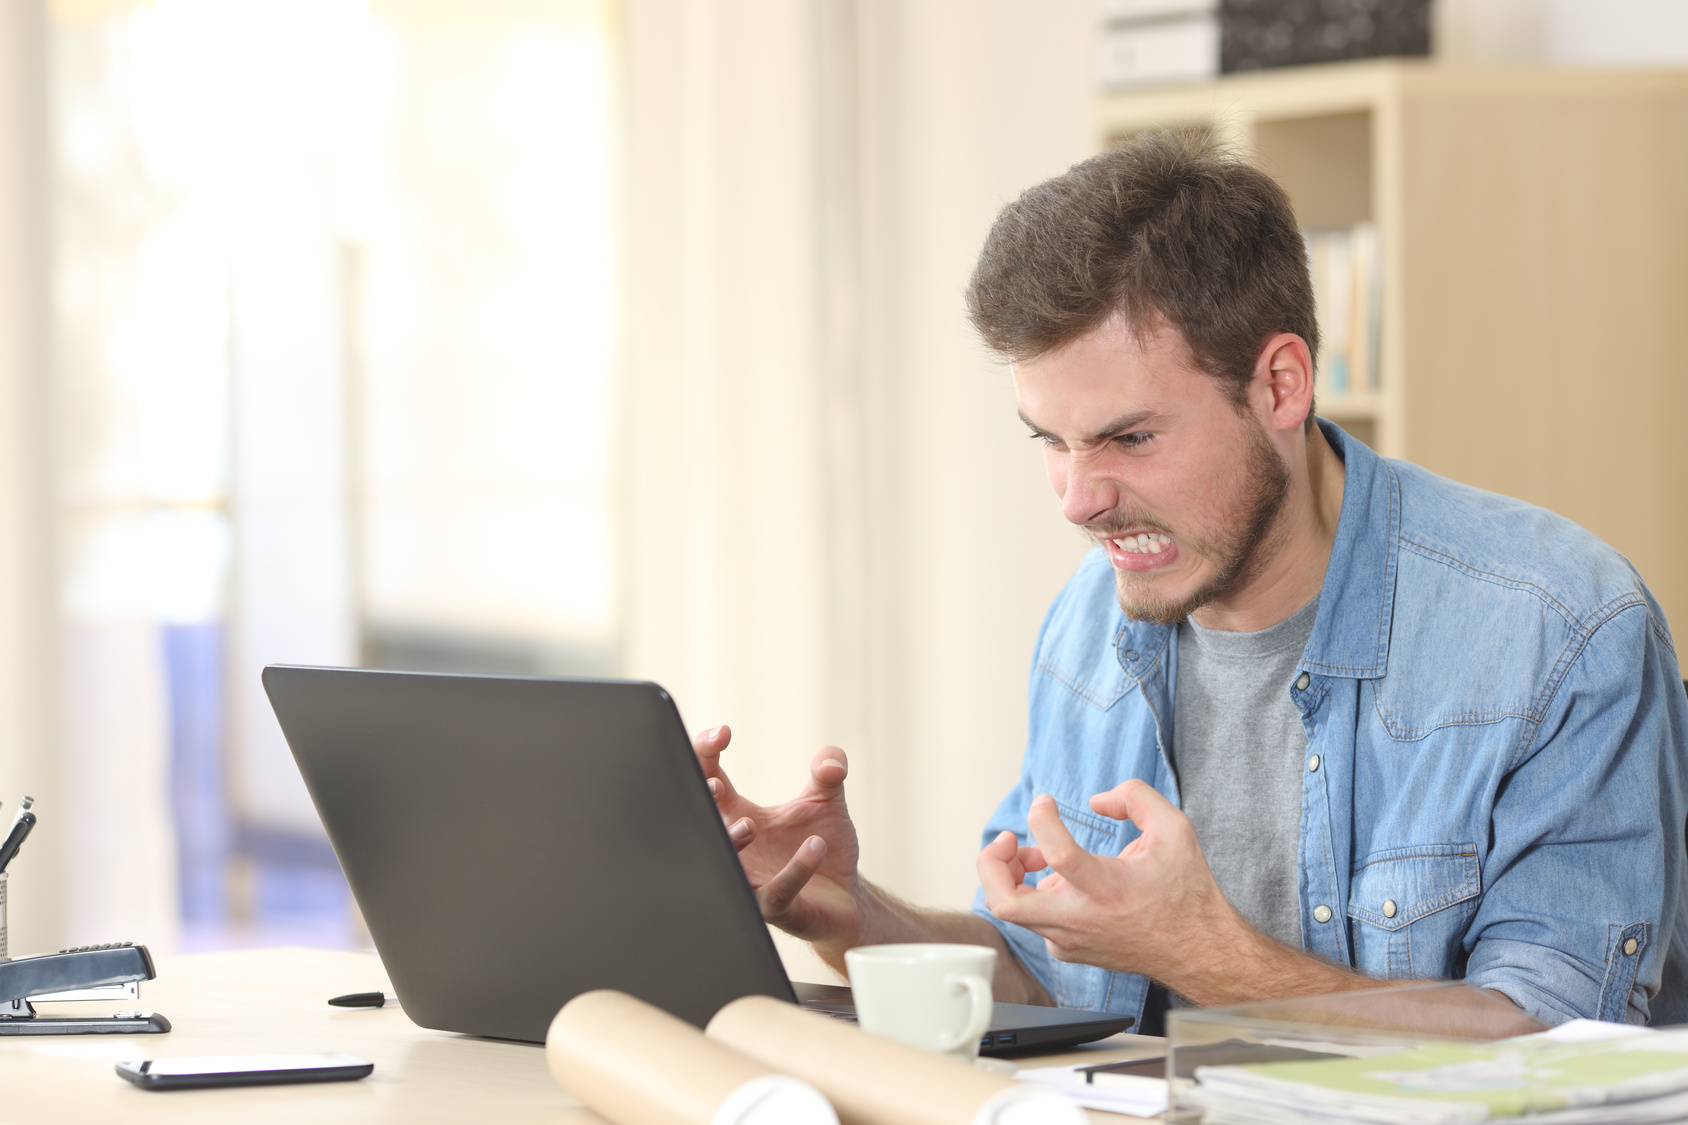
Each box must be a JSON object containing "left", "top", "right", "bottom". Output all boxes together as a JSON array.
[{"left": 51, "top": 0, "right": 617, "bottom": 949}]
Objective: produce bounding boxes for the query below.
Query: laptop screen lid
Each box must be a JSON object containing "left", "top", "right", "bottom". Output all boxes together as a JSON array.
[{"left": 262, "top": 665, "right": 796, "bottom": 1042}]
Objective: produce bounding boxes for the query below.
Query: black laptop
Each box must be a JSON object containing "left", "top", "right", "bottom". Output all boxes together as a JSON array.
[{"left": 262, "top": 666, "right": 1134, "bottom": 1055}]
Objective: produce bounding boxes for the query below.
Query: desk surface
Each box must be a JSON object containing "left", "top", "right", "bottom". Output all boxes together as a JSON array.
[{"left": 5, "top": 947, "right": 1166, "bottom": 1123}]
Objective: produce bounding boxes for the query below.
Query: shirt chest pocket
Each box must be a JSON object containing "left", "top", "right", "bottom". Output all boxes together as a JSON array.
[
  {"left": 1045, "top": 799, "right": 1132, "bottom": 1010},
  {"left": 1347, "top": 845, "right": 1481, "bottom": 981}
]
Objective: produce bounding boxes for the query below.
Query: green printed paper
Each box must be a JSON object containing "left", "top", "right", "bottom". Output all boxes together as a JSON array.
[{"left": 1229, "top": 1039, "right": 1688, "bottom": 1118}]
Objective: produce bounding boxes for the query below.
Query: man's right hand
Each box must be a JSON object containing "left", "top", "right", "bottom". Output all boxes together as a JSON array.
[{"left": 694, "top": 724, "right": 863, "bottom": 949}]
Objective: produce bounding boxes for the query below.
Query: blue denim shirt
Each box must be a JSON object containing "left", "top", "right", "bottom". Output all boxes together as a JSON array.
[{"left": 972, "top": 421, "right": 1688, "bottom": 1026}]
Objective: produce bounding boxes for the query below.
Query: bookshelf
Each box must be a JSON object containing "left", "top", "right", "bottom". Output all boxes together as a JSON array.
[{"left": 1097, "top": 60, "right": 1688, "bottom": 631}]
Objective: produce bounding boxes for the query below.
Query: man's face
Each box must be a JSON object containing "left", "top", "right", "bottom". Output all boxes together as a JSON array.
[{"left": 1013, "top": 317, "right": 1289, "bottom": 625}]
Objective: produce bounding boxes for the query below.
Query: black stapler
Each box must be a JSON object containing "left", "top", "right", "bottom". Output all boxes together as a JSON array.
[{"left": 0, "top": 942, "right": 170, "bottom": 1034}]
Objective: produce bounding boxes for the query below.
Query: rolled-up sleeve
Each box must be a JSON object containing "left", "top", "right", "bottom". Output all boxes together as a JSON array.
[{"left": 1464, "top": 602, "right": 1688, "bottom": 1025}]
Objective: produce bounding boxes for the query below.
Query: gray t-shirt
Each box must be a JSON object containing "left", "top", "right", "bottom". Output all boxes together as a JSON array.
[{"left": 1169, "top": 596, "right": 1319, "bottom": 952}]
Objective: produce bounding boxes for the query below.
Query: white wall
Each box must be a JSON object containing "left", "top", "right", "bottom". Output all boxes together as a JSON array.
[
  {"left": 0, "top": 0, "right": 60, "bottom": 954},
  {"left": 621, "top": 0, "right": 838, "bottom": 839},
  {"left": 1439, "top": 0, "right": 1688, "bottom": 64},
  {"left": 620, "top": 0, "right": 1097, "bottom": 962},
  {"left": 880, "top": 2, "right": 1097, "bottom": 911}
]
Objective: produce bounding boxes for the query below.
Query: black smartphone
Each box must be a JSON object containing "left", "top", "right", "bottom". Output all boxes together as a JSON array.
[{"left": 115, "top": 1052, "right": 373, "bottom": 1091}]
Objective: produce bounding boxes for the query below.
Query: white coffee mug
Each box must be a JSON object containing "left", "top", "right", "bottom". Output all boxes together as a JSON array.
[{"left": 844, "top": 943, "right": 996, "bottom": 1061}]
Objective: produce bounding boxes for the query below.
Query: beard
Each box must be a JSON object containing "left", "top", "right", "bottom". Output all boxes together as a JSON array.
[{"left": 1094, "top": 417, "right": 1292, "bottom": 627}]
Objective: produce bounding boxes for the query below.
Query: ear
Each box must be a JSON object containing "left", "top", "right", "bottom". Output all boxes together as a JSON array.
[{"left": 1249, "top": 332, "right": 1315, "bottom": 435}]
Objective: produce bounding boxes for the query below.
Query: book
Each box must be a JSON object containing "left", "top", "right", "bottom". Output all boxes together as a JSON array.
[
  {"left": 1349, "top": 221, "right": 1382, "bottom": 393},
  {"left": 1304, "top": 222, "right": 1383, "bottom": 400},
  {"left": 1184, "top": 1021, "right": 1688, "bottom": 1125}
]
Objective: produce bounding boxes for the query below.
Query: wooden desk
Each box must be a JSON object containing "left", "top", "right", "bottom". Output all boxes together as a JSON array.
[{"left": 6, "top": 948, "right": 1167, "bottom": 1122}]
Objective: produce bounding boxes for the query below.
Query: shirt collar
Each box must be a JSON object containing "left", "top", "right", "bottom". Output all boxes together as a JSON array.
[{"left": 1302, "top": 419, "right": 1399, "bottom": 679}]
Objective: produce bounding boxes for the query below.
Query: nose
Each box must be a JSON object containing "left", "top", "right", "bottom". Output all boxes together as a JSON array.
[{"left": 1059, "top": 453, "right": 1122, "bottom": 527}]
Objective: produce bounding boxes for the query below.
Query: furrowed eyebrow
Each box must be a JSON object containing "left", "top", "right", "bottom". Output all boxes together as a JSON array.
[{"left": 1018, "top": 409, "right": 1159, "bottom": 446}]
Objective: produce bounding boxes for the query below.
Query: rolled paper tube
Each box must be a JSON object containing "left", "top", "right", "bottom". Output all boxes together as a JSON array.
[
  {"left": 547, "top": 990, "right": 838, "bottom": 1125},
  {"left": 707, "top": 995, "right": 1086, "bottom": 1125}
]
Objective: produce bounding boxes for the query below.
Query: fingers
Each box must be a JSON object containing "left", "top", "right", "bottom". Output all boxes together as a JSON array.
[
  {"left": 725, "top": 816, "right": 755, "bottom": 853},
  {"left": 758, "top": 836, "right": 826, "bottom": 917},
  {"left": 976, "top": 830, "right": 1024, "bottom": 912},
  {"left": 803, "top": 746, "right": 849, "bottom": 797},
  {"left": 1026, "top": 795, "right": 1101, "bottom": 892},
  {"left": 1089, "top": 778, "right": 1174, "bottom": 825},
  {"left": 705, "top": 773, "right": 743, "bottom": 810},
  {"left": 696, "top": 725, "right": 744, "bottom": 807},
  {"left": 693, "top": 723, "right": 732, "bottom": 763},
  {"left": 976, "top": 831, "right": 1057, "bottom": 903},
  {"left": 697, "top": 728, "right": 846, "bottom": 813}
]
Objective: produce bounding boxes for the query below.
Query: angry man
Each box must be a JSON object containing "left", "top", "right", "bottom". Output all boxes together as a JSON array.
[{"left": 695, "top": 128, "right": 1688, "bottom": 1031}]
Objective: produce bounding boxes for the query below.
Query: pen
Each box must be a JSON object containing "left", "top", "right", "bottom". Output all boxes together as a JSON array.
[
  {"left": 328, "top": 991, "right": 398, "bottom": 1008},
  {"left": 1078, "top": 1056, "right": 1166, "bottom": 1083},
  {"left": 0, "top": 797, "right": 36, "bottom": 874}
]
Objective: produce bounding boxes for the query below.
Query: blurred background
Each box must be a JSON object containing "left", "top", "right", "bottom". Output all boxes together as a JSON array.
[{"left": 0, "top": 0, "right": 1683, "bottom": 978}]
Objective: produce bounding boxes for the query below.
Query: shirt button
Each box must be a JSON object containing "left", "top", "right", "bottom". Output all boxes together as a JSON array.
[
  {"left": 1313, "top": 905, "right": 1333, "bottom": 924},
  {"left": 1124, "top": 649, "right": 1139, "bottom": 662},
  {"left": 1625, "top": 938, "right": 1639, "bottom": 956},
  {"left": 1382, "top": 899, "right": 1397, "bottom": 919},
  {"left": 1307, "top": 754, "right": 1320, "bottom": 773},
  {"left": 1295, "top": 672, "right": 1310, "bottom": 691}
]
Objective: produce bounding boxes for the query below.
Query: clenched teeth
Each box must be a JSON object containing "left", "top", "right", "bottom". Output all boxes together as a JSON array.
[{"left": 1112, "top": 533, "right": 1171, "bottom": 555}]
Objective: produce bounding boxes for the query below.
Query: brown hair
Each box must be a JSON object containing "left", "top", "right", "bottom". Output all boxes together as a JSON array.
[{"left": 966, "top": 127, "right": 1316, "bottom": 420}]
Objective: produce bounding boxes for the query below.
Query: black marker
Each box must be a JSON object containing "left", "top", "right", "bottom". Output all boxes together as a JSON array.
[
  {"left": 0, "top": 797, "right": 36, "bottom": 874},
  {"left": 328, "top": 991, "right": 397, "bottom": 1008}
]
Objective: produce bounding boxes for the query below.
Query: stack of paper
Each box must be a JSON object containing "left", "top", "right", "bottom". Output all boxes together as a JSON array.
[
  {"left": 1184, "top": 1021, "right": 1688, "bottom": 1125},
  {"left": 1097, "top": 0, "right": 1219, "bottom": 90},
  {"left": 1017, "top": 1062, "right": 1169, "bottom": 1118}
]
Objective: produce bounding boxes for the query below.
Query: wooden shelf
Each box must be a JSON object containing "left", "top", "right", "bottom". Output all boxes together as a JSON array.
[{"left": 1096, "top": 60, "right": 1688, "bottom": 631}]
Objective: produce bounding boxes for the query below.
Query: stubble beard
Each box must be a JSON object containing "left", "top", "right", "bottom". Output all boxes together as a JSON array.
[{"left": 1101, "top": 419, "right": 1292, "bottom": 627}]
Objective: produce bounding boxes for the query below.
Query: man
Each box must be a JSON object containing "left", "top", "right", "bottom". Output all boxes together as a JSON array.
[{"left": 696, "top": 128, "right": 1688, "bottom": 1030}]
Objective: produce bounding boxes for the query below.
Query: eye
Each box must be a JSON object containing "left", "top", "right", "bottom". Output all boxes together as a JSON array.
[
  {"left": 1114, "top": 431, "right": 1155, "bottom": 449},
  {"left": 1028, "top": 431, "right": 1064, "bottom": 449}
]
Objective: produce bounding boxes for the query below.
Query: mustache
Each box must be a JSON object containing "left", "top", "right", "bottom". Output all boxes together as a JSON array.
[{"left": 1083, "top": 510, "right": 1175, "bottom": 542}]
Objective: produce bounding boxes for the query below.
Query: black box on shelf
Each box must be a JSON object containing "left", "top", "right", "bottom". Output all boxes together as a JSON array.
[{"left": 1220, "top": 0, "right": 1430, "bottom": 74}]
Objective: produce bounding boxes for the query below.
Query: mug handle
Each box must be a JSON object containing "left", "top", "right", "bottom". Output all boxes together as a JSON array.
[{"left": 933, "top": 971, "right": 993, "bottom": 1054}]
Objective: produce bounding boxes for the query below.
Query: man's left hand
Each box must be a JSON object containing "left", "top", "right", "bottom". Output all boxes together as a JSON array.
[{"left": 977, "top": 780, "right": 1245, "bottom": 987}]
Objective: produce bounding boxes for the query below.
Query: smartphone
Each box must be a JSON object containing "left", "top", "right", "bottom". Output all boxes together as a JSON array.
[{"left": 115, "top": 1052, "right": 373, "bottom": 1091}]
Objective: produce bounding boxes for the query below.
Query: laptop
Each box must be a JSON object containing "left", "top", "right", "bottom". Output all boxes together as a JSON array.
[{"left": 261, "top": 666, "right": 1135, "bottom": 1055}]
